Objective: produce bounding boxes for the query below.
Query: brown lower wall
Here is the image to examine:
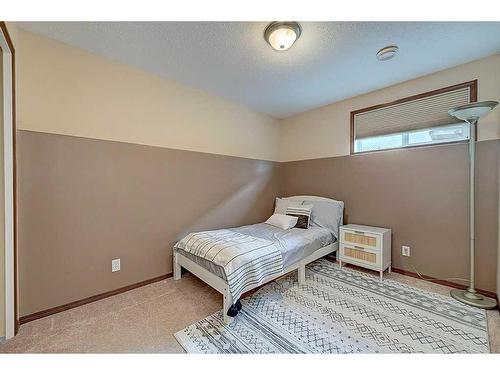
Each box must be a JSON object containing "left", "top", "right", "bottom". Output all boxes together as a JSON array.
[
  {"left": 17, "top": 130, "right": 281, "bottom": 316},
  {"left": 281, "top": 140, "right": 499, "bottom": 293},
  {"left": 17, "top": 131, "right": 500, "bottom": 316}
]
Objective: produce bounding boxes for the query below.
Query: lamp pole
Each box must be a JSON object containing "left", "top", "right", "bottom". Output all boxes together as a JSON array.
[
  {"left": 448, "top": 101, "right": 498, "bottom": 309},
  {"left": 467, "top": 118, "right": 476, "bottom": 296}
]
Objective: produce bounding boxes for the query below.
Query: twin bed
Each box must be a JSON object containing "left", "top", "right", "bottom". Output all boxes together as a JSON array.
[{"left": 173, "top": 195, "right": 344, "bottom": 324}]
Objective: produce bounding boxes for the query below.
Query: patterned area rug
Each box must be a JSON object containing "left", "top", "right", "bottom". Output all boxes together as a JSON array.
[{"left": 174, "top": 259, "right": 490, "bottom": 353}]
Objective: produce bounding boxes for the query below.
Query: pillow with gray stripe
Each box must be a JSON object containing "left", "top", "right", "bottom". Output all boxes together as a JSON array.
[{"left": 285, "top": 205, "right": 313, "bottom": 229}]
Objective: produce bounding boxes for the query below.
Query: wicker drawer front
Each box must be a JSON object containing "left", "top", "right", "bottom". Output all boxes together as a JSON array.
[
  {"left": 342, "top": 231, "right": 379, "bottom": 249},
  {"left": 341, "top": 245, "right": 379, "bottom": 266}
]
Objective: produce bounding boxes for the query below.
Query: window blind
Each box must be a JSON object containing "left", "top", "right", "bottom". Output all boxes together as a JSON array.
[{"left": 354, "top": 87, "right": 471, "bottom": 139}]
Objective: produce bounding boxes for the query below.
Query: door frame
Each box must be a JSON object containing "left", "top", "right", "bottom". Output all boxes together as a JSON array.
[{"left": 0, "top": 21, "right": 17, "bottom": 339}]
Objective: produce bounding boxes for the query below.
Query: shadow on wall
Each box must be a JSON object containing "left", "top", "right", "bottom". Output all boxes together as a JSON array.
[{"left": 179, "top": 161, "right": 277, "bottom": 238}]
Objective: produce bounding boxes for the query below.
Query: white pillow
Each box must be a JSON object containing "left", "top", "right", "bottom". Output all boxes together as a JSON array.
[
  {"left": 274, "top": 197, "right": 304, "bottom": 215},
  {"left": 265, "top": 213, "right": 298, "bottom": 230}
]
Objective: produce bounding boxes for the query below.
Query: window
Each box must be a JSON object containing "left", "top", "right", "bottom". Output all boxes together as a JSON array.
[
  {"left": 350, "top": 81, "right": 477, "bottom": 154},
  {"left": 355, "top": 123, "right": 470, "bottom": 153}
]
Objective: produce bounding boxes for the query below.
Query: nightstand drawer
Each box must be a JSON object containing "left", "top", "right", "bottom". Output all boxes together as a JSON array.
[
  {"left": 340, "top": 244, "right": 380, "bottom": 266},
  {"left": 341, "top": 230, "right": 381, "bottom": 250}
]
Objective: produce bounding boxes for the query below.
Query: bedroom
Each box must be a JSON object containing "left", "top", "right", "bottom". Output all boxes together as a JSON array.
[{"left": 1, "top": 0, "right": 500, "bottom": 372}]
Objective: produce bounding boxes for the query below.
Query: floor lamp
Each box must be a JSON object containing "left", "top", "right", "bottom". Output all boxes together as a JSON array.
[{"left": 448, "top": 100, "right": 498, "bottom": 309}]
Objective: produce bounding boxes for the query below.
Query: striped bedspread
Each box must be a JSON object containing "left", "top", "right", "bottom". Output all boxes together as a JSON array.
[{"left": 175, "top": 229, "right": 284, "bottom": 301}]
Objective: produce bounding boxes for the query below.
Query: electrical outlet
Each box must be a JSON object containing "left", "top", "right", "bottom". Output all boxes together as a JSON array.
[
  {"left": 402, "top": 246, "right": 411, "bottom": 257},
  {"left": 111, "top": 258, "right": 121, "bottom": 272}
]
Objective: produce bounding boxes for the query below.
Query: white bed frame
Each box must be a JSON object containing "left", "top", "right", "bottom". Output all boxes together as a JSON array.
[{"left": 173, "top": 196, "right": 341, "bottom": 324}]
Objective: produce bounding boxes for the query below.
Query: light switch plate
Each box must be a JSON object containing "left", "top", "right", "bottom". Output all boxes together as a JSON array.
[
  {"left": 402, "top": 246, "right": 411, "bottom": 257},
  {"left": 112, "top": 258, "right": 121, "bottom": 272}
]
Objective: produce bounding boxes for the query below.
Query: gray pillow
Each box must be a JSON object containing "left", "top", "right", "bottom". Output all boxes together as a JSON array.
[
  {"left": 303, "top": 199, "right": 344, "bottom": 239},
  {"left": 274, "top": 197, "right": 304, "bottom": 215}
]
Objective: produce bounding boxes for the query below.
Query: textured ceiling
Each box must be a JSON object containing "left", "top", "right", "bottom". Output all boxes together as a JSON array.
[{"left": 18, "top": 22, "right": 500, "bottom": 118}]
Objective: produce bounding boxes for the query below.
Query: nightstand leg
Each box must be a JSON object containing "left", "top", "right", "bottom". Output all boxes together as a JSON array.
[
  {"left": 379, "top": 270, "right": 383, "bottom": 281},
  {"left": 339, "top": 260, "right": 342, "bottom": 269},
  {"left": 388, "top": 265, "right": 391, "bottom": 273}
]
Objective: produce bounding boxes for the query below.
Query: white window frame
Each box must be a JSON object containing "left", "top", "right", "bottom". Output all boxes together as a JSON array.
[{"left": 354, "top": 122, "right": 470, "bottom": 153}]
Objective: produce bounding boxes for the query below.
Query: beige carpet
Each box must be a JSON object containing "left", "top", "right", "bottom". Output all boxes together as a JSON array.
[{"left": 1, "top": 264, "right": 499, "bottom": 353}]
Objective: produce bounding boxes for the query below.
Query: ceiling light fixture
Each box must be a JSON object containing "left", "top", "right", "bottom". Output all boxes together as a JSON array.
[
  {"left": 264, "top": 21, "right": 301, "bottom": 51},
  {"left": 376, "top": 45, "right": 399, "bottom": 61}
]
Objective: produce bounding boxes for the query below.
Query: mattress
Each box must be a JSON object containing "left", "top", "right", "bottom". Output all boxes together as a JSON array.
[{"left": 175, "top": 222, "right": 336, "bottom": 281}]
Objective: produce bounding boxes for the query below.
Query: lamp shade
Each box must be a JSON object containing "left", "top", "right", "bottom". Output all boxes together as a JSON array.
[{"left": 448, "top": 101, "right": 498, "bottom": 122}]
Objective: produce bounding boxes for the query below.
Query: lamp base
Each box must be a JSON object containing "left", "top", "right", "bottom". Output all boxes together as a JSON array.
[{"left": 450, "top": 288, "right": 497, "bottom": 309}]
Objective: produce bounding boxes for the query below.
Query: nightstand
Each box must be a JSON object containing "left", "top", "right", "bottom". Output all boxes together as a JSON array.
[{"left": 339, "top": 224, "right": 392, "bottom": 280}]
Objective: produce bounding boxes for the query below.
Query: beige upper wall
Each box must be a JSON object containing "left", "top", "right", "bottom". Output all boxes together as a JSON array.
[
  {"left": 280, "top": 54, "right": 500, "bottom": 161},
  {"left": 17, "top": 28, "right": 500, "bottom": 164},
  {"left": 17, "top": 30, "right": 281, "bottom": 162}
]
